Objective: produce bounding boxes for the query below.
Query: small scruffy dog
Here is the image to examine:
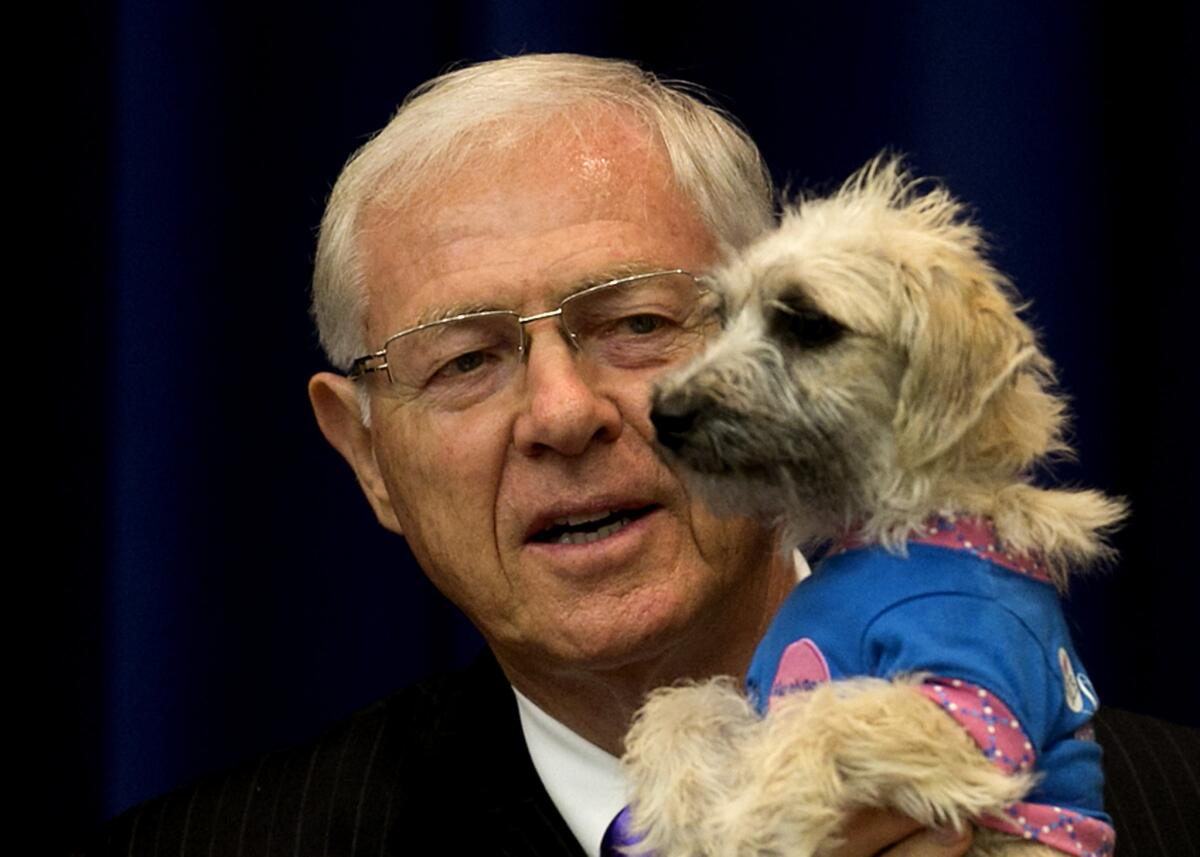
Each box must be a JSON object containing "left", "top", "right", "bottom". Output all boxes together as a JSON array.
[{"left": 620, "top": 157, "right": 1125, "bottom": 857}]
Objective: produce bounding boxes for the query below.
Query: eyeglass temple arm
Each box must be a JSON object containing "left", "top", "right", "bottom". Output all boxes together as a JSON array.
[{"left": 347, "top": 351, "right": 388, "bottom": 380}]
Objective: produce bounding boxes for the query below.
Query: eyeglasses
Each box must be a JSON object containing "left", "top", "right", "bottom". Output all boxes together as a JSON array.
[{"left": 348, "top": 269, "right": 718, "bottom": 411}]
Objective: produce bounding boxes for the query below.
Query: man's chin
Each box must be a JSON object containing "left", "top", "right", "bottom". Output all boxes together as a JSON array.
[{"left": 497, "top": 596, "right": 705, "bottom": 678}]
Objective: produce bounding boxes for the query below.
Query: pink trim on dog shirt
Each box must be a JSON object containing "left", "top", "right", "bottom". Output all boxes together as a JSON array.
[
  {"left": 983, "top": 801, "right": 1115, "bottom": 856},
  {"left": 918, "top": 679, "right": 1114, "bottom": 855},
  {"left": 918, "top": 679, "right": 1035, "bottom": 774},
  {"left": 830, "top": 516, "right": 1053, "bottom": 583}
]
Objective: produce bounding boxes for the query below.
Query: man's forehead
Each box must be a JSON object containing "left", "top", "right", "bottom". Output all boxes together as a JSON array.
[
  {"left": 395, "top": 114, "right": 668, "bottom": 223},
  {"left": 355, "top": 110, "right": 713, "bottom": 336}
]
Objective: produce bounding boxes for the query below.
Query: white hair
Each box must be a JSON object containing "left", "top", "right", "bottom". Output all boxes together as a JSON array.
[{"left": 311, "top": 53, "right": 775, "bottom": 371}]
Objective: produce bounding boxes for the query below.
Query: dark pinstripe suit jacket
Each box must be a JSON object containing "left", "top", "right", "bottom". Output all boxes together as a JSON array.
[
  {"left": 84, "top": 652, "right": 586, "bottom": 856},
  {"left": 84, "top": 652, "right": 1198, "bottom": 856}
]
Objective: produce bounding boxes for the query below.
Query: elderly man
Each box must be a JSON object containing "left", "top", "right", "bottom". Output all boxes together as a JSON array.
[{"left": 87, "top": 54, "right": 983, "bottom": 856}]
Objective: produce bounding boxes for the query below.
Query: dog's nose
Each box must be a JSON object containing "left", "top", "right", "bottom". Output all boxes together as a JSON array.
[{"left": 650, "top": 392, "right": 704, "bottom": 451}]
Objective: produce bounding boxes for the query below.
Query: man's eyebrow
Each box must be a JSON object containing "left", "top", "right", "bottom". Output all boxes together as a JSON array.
[
  {"left": 555, "top": 262, "right": 682, "bottom": 298},
  {"left": 580, "top": 261, "right": 671, "bottom": 285},
  {"left": 411, "top": 301, "right": 507, "bottom": 327},
  {"left": 406, "top": 262, "right": 682, "bottom": 327}
]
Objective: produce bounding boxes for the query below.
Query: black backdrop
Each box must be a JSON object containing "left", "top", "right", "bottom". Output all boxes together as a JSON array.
[{"left": 55, "top": 2, "right": 1197, "bottom": 848}]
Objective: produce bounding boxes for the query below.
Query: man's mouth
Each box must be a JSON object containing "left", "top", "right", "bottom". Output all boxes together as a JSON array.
[{"left": 529, "top": 506, "right": 657, "bottom": 545}]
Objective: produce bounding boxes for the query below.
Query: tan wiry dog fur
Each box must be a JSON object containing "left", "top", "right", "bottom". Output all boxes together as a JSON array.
[{"left": 621, "top": 157, "right": 1125, "bottom": 856}]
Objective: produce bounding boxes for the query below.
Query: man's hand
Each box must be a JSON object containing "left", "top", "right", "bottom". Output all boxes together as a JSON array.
[{"left": 831, "top": 809, "right": 973, "bottom": 857}]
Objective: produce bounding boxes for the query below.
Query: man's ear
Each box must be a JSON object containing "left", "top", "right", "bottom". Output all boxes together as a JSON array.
[{"left": 308, "top": 372, "right": 403, "bottom": 535}]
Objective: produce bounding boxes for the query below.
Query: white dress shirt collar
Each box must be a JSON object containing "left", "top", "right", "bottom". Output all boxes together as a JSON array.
[{"left": 513, "top": 686, "right": 627, "bottom": 857}]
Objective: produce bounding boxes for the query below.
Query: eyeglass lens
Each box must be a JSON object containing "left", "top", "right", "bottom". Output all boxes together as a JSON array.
[{"left": 384, "top": 272, "right": 715, "bottom": 410}]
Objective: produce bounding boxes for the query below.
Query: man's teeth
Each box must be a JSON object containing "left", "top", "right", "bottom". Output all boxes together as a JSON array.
[
  {"left": 553, "top": 511, "right": 614, "bottom": 527},
  {"left": 542, "top": 506, "right": 638, "bottom": 540},
  {"left": 552, "top": 513, "right": 628, "bottom": 540}
]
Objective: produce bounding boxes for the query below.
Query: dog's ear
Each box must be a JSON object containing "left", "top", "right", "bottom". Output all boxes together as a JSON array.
[{"left": 893, "top": 266, "right": 1040, "bottom": 470}]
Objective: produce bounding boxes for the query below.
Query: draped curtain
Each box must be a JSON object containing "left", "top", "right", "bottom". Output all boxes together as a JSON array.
[{"left": 55, "top": 2, "right": 1197, "bottom": 847}]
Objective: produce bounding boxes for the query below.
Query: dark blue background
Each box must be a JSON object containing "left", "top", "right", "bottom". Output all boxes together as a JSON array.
[{"left": 55, "top": 1, "right": 1197, "bottom": 848}]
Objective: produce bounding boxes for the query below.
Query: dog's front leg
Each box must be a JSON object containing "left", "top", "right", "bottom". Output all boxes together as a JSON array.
[
  {"left": 731, "top": 678, "right": 1054, "bottom": 857},
  {"left": 622, "top": 678, "right": 761, "bottom": 856}
]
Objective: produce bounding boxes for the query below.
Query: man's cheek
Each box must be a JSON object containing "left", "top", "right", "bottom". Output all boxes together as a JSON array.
[
  {"left": 612, "top": 376, "right": 660, "bottom": 442},
  {"left": 387, "top": 416, "right": 463, "bottom": 484}
]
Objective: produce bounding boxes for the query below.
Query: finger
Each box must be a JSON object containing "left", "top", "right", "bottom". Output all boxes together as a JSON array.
[
  {"left": 827, "top": 808, "right": 925, "bottom": 857},
  {"left": 880, "top": 825, "right": 974, "bottom": 857}
]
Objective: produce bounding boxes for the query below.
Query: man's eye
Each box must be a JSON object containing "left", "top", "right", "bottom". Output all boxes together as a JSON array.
[
  {"left": 620, "top": 314, "right": 668, "bottom": 335},
  {"left": 432, "top": 350, "right": 489, "bottom": 381}
]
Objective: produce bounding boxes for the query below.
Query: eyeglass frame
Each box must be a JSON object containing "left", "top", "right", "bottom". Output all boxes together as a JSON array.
[{"left": 346, "top": 268, "right": 712, "bottom": 384}]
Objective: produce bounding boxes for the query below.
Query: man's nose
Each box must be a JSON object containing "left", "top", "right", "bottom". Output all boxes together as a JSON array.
[{"left": 511, "top": 324, "right": 623, "bottom": 457}]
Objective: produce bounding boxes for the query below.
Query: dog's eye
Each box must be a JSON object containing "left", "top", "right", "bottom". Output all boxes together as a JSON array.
[{"left": 772, "top": 304, "right": 845, "bottom": 349}]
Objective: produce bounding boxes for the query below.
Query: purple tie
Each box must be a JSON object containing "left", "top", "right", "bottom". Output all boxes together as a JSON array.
[{"left": 599, "top": 805, "right": 653, "bottom": 856}]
